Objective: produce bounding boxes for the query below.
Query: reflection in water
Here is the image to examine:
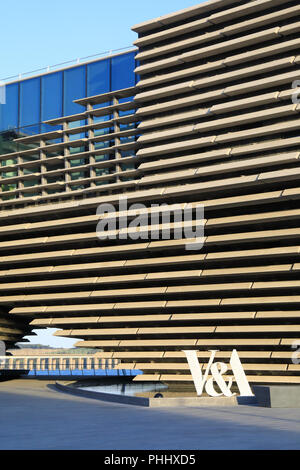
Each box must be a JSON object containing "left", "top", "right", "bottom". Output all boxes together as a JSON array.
[{"left": 79, "top": 382, "right": 168, "bottom": 397}]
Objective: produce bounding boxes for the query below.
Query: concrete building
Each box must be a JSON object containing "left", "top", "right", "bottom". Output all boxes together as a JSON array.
[{"left": 0, "top": 0, "right": 300, "bottom": 386}]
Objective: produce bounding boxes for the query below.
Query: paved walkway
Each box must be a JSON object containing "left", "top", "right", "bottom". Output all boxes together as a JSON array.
[{"left": 0, "top": 379, "right": 300, "bottom": 450}]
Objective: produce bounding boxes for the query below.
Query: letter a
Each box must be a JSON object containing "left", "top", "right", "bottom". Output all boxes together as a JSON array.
[{"left": 230, "top": 349, "right": 254, "bottom": 397}]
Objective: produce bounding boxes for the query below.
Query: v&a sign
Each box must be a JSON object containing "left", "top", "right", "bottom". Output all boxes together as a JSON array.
[{"left": 183, "top": 349, "right": 254, "bottom": 397}]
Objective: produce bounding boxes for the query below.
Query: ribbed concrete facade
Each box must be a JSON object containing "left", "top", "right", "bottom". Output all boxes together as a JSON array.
[{"left": 1, "top": 0, "right": 300, "bottom": 385}]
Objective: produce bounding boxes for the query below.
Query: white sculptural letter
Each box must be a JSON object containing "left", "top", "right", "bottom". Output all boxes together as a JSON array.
[
  {"left": 183, "top": 349, "right": 218, "bottom": 396},
  {"left": 230, "top": 349, "right": 254, "bottom": 397}
]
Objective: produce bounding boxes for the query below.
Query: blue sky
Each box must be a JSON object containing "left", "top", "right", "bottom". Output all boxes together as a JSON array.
[
  {"left": 9, "top": 0, "right": 202, "bottom": 348},
  {"left": 22, "top": 328, "right": 80, "bottom": 348},
  {"left": 1, "top": 0, "right": 202, "bottom": 80}
]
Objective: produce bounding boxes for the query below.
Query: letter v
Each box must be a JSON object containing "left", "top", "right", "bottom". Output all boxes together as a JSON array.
[{"left": 182, "top": 350, "right": 218, "bottom": 396}]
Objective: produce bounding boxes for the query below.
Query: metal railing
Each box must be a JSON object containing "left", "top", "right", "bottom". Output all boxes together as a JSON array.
[
  {"left": 0, "top": 355, "right": 119, "bottom": 371},
  {"left": 1, "top": 46, "right": 136, "bottom": 84}
]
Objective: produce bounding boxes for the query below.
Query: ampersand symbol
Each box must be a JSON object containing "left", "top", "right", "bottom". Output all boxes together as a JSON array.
[{"left": 205, "top": 361, "right": 235, "bottom": 397}]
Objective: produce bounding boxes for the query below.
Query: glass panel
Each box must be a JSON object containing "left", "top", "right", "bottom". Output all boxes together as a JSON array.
[
  {"left": 119, "top": 107, "right": 135, "bottom": 117},
  {"left": 23, "top": 178, "right": 40, "bottom": 188},
  {"left": 94, "top": 123, "right": 111, "bottom": 136},
  {"left": 120, "top": 123, "right": 135, "bottom": 131},
  {"left": 47, "top": 189, "right": 59, "bottom": 194},
  {"left": 120, "top": 175, "right": 135, "bottom": 181},
  {"left": 18, "top": 124, "right": 41, "bottom": 139},
  {"left": 120, "top": 136, "right": 135, "bottom": 143},
  {"left": 70, "top": 158, "right": 87, "bottom": 167},
  {"left": 87, "top": 59, "right": 110, "bottom": 97},
  {"left": 1, "top": 170, "right": 17, "bottom": 178},
  {"left": 121, "top": 150, "right": 135, "bottom": 158},
  {"left": 68, "top": 120, "right": 86, "bottom": 140},
  {"left": 69, "top": 132, "right": 85, "bottom": 142},
  {"left": 69, "top": 146, "right": 86, "bottom": 155},
  {"left": 23, "top": 191, "right": 40, "bottom": 198},
  {"left": 23, "top": 167, "right": 39, "bottom": 175},
  {"left": 0, "top": 83, "right": 19, "bottom": 132},
  {"left": 64, "top": 65, "right": 86, "bottom": 116},
  {"left": 45, "top": 162, "right": 64, "bottom": 171},
  {"left": 45, "top": 138, "right": 62, "bottom": 145},
  {"left": 95, "top": 180, "right": 110, "bottom": 186},
  {"left": 1, "top": 157, "right": 17, "bottom": 166},
  {"left": 70, "top": 170, "right": 88, "bottom": 181},
  {"left": 95, "top": 153, "right": 110, "bottom": 162},
  {"left": 70, "top": 183, "right": 87, "bottom": 191},
  {"left": 121, "top": 163, "right": 135, "bottom": 171},
  {"left": 22, "top": 154, "right": 40, "bottom": 162},
  {"left": 2, "top": 194, "right": 16, "bottom": 200},
  {"left": 87, "top": 59, "right": 111, "bottom": 111},
  {"left": 45, "top": 150, "right": 61, "bottom": 158},
  {"left": 1, "top": 183, "right": 17, "bottom": 191},
  {"left": 111, "top": 51, "right": 136, "bottom": 91},
  {"left": 95, "top": 167, "right": 111, "bottom": 176},
  {"left": 0, "top": 130, "right": 20, "bottom": 155},
  {"left": 46, "top": 175, "right": 64, "bottom": 184},
  {"left": 19, "top": 78, "right": 41, "bottom": 131},
  {"left": 41, "top": 72, "right": 63, "bottom": 133},
  {"left": 94, "top": 141, "right": 110, "bottom": 150}
]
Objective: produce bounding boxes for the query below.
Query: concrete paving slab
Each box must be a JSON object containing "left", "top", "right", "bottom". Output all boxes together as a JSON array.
[{"left": 0, "top": 380, "right": 300, "bottom": 450}]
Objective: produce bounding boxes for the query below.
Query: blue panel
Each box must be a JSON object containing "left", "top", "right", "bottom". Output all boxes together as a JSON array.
[
  {"left": 19, "top": 77, "right": 41, "bottom": 130},
  {"left": 111, "top": 51, "right": 136, "bottom": 91},
  {"left": 135, "top": 59, "right": 140, "bottom": 84},
  {"left": 49, "top": 370, "right": 60, "bottom": 376},
  {"left": 0, "top": 83, "right": 19, "bottom": 132},
  {"left": 64, "top": 65, "right": 86, "bottom": 116},
  {"left": 95, "top": 369, "right": 107, "bottom": 376},
  {"left": 120, "top": 370, "right": 133, "bottom": 376},
  {"left": 41, "top": 72, "right": 63, "bottom": 133},
  {"left": 18, "top": 124, "right": 41, "bottom": 137},
  {"left": 83, "top": 369, "right": 95, "bottom": 376},
  {"left": 87, "top": 59, "right": 110, "bottom": 97},
  {"left": 107, "top": 369, "right": 119, "bottom": 376}
]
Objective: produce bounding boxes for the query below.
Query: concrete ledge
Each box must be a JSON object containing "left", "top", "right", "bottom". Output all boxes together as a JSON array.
[
  {"left": 253, "top": 386, "right": 300, "bottom": 408},
  {"left": 149, "top": 396, "right": 245, "bottom": 407},
  {"left": 55, "top": 381, "right": 149, "bottom": 407},
  {"left": 55, "top": 382, "right": 256, "bottom": 407}
]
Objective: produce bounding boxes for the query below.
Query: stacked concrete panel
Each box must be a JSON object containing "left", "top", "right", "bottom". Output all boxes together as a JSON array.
[{"left": 1, "top": 0, "right": 300, "bottom": 385}]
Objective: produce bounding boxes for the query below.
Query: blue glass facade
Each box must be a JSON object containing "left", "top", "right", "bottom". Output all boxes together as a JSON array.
[
  {"left": 1, "top": 83, "right": 18, "bottom": 132},
  {"left": 41, "top": 72, "right": 63, "bottom": 132},
  {"left": 0, "top": 50, "right": 137, "bottom": 137},
  {"left": 19, "top": 77, "right": 41, "bottom": 135}
]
